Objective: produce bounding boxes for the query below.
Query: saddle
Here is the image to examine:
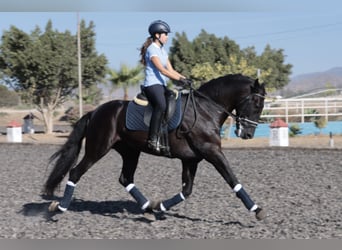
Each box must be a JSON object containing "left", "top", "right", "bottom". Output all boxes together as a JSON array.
[{"left": 126, "top": 88, "right": 182, "bottom": 155}]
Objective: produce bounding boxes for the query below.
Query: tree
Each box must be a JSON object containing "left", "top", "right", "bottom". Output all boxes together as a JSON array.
[
  {"left": 190, "top": 55, "right": 272, "bottom": 87},
  {"left": 0, "top": 20, "right": 107, "bottom": 133},
  {"left": 314, "top": 117, "right": 327, "bottom": 134},
  {"left": 169, "top": 30, "right": 292, "bottom": 90},
  {"left": 255, "top": 45, "right": 292, "bottom": 90},
  {"left": 305, "top": 108, "right": 319, "bottom": 122},
  {"left": 108, "top": 63, "right": 143, "bottom": 100},
  {"left": 169, "top": 32, "right": 195, "bottom": 77},
  {"left": 0, "top": 85, "right": 19, "bottom": 107},
  {"left": 170, "top": 30, "right": 240, "bottom": 78},
  {"left": 81, "top": 84, "right": 103, "bottom": 105}
]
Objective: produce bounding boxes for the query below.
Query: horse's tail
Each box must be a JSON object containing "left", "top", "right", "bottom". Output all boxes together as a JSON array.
[{"left": 43, "top": 111, "right": 92, "bottom": 196}]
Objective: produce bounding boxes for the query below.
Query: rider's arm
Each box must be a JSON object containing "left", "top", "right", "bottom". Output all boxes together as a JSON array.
[{"left": 151, "top": 56, "right": 185, "bottom": 81}]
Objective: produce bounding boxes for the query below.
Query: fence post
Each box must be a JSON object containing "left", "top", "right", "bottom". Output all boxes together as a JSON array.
[
  {"left": 300, "top": 100, "right": 303, "bottom": 123},
  {"left": 325, "top": 99, "right": 328, "bottom": 122},
  {"left": 329, "top": 132, "right": 334, "bottom": 148}
]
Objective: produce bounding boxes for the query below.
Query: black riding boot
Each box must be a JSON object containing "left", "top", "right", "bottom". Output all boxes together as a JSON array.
[
  {"left": 147, "top": 111, "right": 163, "bottom": 152},
  {"left": 147, "top": 134, "right": 159, "bottom": 152}
]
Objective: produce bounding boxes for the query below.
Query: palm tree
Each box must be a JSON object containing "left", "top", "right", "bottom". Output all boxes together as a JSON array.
[{"left": 108, "top": 63, "right": 144, "bottom": 100}]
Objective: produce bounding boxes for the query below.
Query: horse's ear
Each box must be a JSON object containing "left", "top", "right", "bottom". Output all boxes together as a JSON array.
[
  {"left": 255, "top": 78, "right": 260, "bottom": 87},
  {"left": 251, "top": 78, "right": 260, "bottom": 92},
  {"left": 252, "top": 78, "right": 266, "bottom": 95}
]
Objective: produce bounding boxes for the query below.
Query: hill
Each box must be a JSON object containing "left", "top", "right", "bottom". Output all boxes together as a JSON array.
[{"left": 280, "top": 67, "right": 342, "bottom": 97}]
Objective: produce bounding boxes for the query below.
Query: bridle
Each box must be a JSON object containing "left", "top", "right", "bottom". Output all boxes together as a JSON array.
[
  {"left": 231, "top": 93, "right": 265, "bottom": 137},
  {"left": 176, "top": 85, "right": 265, "bottom": 137}
]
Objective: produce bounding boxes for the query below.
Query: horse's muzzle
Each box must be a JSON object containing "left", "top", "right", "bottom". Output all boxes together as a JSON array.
[{"left": 235, "top": 127, "right": 255, "bottom": 139}]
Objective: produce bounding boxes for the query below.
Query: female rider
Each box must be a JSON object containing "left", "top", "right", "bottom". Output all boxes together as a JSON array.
[{"left": 140, "top": 20, "right": 190, "bottom": 152}]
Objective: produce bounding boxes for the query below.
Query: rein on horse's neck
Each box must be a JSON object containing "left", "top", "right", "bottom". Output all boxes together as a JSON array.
[
  {"left": 193, "top": 88, "right": 234, "bottom": 118},
  {"left": 193, "top": 88, "right": 262, "bottom": 127},
  {"left": 177, "top": 84, "right": 264, "bottom": 137}
]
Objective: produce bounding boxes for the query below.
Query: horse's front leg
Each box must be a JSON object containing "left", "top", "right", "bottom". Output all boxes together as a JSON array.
[
  {"left": 203, "top": 145, "right": 266, "bottom": 220},
  {"left": 117, "top": 148, "right": 152, "bottom": 211},
  {"left": 151, "top": 159, "right": 199, "bottom": 212}
]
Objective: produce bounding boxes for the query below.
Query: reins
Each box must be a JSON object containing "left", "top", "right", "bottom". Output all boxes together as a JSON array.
[
  {"left": 176, "top": 85, "right": 265, "bottom": 137},
  {"left": 176, "top": 87, "right": 198, "bottom": 137}
]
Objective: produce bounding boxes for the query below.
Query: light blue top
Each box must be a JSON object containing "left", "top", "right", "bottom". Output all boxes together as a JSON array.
[{"left": 143, "top": 42, "right": 169, "bottom": 87}]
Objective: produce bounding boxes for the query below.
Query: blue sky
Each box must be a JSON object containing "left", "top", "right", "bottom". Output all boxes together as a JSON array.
[{"left": 0, "top": 1, "right": 341, "bottom": 78}]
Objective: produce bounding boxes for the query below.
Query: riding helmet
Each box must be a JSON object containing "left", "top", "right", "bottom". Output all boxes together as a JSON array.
[{"left": 148, "top": 20, "right": 171, "bottom": 36}]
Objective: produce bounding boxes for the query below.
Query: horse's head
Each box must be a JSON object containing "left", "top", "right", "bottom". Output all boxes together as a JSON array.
[{"left": 234, "top": 79, "right": 266, "bottom": 139}]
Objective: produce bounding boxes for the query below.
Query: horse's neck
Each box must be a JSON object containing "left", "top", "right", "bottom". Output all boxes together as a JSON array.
[
  {"left": 197, "top": 87, "right": 233, "bottom": 112},
  {"left": 194, "top": 89, "right": 230, "bottom": 125}
]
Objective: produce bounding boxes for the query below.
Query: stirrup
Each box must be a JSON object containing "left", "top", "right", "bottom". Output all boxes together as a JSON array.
[
  {"left": 159, "top": 145, "right": 171, "bottom": 157},
  {"left": 147, "top": 139, "right": 160, "bottom": 153}
]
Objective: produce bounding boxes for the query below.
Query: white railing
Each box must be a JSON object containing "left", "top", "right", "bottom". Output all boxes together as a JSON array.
[{"left": 261, "top": 97, "right": 342, "bottom": 123}]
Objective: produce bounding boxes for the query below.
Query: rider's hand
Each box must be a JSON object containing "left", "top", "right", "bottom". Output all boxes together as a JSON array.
[{"left": 178, "top": 77, "right": 193, "bottom": 87}]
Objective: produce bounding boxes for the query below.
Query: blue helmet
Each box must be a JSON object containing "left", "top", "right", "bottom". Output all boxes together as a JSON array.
[{"left": 148, "top": 20, "right": 171, "bottom": 36}]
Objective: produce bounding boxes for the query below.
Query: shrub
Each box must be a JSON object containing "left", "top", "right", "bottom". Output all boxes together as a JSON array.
[
  {"left": 289, "top": 124, "right": 302, "bottom": 137},
  {"left": 314, "top": 117, "right": 327, "bottom": 134}
]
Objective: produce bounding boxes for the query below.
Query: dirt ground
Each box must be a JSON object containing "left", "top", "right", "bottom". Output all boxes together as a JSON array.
[
  {"left": 1, "top": 143, "right": 341, "bottom": 239},
  {"left": 1, "top": 110, "right": 342, "bottom": 239},
  {"left": 221, "top": 134, "right": 342, "bottom": 149},
  {"left": 1, "top": 131, "right": 341, "bottom": 149}
]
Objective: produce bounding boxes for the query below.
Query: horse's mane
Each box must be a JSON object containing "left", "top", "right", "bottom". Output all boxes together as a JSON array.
[
  {"left": 218, "top": 74, "right": 253, "bottom": 82},
  {"left": 197, "top": 74, "right": 254, "bottom": 92}
]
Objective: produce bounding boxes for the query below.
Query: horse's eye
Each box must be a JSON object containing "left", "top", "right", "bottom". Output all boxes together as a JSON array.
[{"left": 252, "top": 96, "right": 261, "bottom": 108}]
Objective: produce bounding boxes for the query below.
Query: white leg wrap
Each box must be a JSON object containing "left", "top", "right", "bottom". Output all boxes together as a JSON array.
[
  {"left": 66, "top": 180, "right": 76, "bottom": 187},
  {"left": 125, "top": 183, "right": 135, "bottom": 192},
  {"left": 160, "top": 203, "right": 166, "bottom": 212},
  {"left": 142, "top": 201, "right": 150, "bottom": 210},
  {"left": 250, "top": 204, "right": 258, "bottom": 212},
  {"left": 233, "top": 183, "right": 257, "bottom": 212},
  {"left": 233, "top": 184, "right": 242, "bottom": 192},
  {"left": 58, "top": 205, "right": 67, "bottom": 212},
  {"left": 125, "top": 183, "right": 149, "bottom": 210}
]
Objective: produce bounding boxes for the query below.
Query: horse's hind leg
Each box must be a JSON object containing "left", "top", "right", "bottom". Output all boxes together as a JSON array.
[
  {"left": 151, "top": 160, "right": 199, "bottom": 212},
  {"left": 50, "top": 151, "right": 108, "bottom": 213}
]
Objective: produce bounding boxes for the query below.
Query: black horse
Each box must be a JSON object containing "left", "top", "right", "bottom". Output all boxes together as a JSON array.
[{"left": 44, "top": 74, "right": 267, "bottom": 220}]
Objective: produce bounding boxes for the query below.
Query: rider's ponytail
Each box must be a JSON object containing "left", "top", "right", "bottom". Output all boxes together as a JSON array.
[{"left": 139, "top": 37, "right": 153, "bottom": 66}]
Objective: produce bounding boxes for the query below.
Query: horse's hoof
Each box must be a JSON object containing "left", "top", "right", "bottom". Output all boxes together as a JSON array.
[
  {"left": 143, "top": 211, "right": 157, "bottom": 221},
  {"left": 148, "top": 200, "right": 162, "bottom": 211},
  {"left": 143, "top": 210, "right": 167, "bottom": 222},
  {"left": 48, "top": 201, "right": 60, "bottom": 212},
  {"left": 255, "top": 207, "right": 267, "bottom": 220},
  {"left": 154, "top": 211, "right": 166, "bottom": 220}
]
